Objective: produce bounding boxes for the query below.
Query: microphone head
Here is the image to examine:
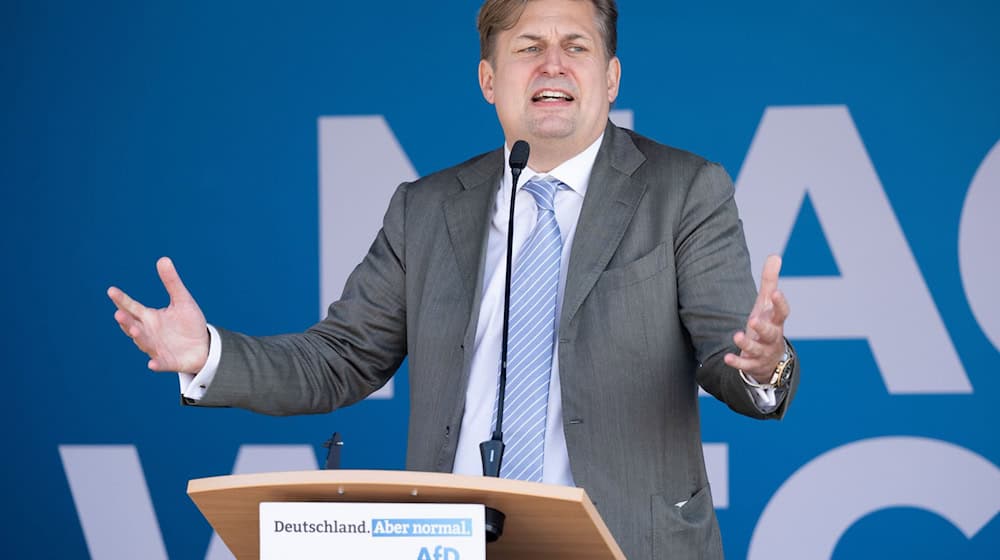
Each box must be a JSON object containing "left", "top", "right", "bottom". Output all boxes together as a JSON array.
[{"left": 509, "top": 140, "right": 530, "bottom": 172}]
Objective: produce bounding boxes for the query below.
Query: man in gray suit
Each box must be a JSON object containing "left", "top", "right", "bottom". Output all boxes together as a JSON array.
[{"left": 109, "top": 0, "right": 797, "bottom": 557}]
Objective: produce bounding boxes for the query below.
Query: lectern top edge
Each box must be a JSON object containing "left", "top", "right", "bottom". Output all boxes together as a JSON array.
[{"left": 188, "top": 469, "right": 589, "bottom": 503}]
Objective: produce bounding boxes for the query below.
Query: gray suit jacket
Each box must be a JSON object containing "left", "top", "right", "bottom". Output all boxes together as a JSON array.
[{"left": 200, "top": 122, "right": 798, "bottom": 559}]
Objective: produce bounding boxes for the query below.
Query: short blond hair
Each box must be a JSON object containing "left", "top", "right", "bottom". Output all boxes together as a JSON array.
[{"left": 476, "top": 0, "right": 618, "bottom": 62}]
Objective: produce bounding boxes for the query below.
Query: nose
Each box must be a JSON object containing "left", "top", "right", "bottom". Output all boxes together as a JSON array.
[{"left": 541, "top": 47, "right": 566, "bottom": 76}]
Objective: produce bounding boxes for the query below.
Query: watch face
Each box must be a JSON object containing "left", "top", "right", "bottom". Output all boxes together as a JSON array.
[
  {"left": 771, "top": 356, "right": 793, "bottom": 386},
  {"left": 769, "top": 366, "right": 784, "bottom": 386},
  {"left": 779, "top": 357, "right": 794, "bottom": 385}
]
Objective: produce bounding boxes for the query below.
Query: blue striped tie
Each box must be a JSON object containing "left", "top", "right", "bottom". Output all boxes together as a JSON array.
[{"left": 499, "top": 176, "right": 563, "bottom": 482}]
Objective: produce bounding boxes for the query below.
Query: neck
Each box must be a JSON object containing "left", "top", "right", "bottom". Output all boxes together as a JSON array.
[{"left": 521, "top": 138, "right": 594, "bottom": 173}]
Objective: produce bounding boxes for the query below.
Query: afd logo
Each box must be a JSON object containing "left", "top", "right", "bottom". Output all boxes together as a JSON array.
[{"left": 416, "top": 545, "right": 460, "bottom": 560}]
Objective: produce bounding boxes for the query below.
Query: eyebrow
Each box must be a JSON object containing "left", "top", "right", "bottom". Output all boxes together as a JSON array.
[{"left": 515, "top": 32, "right": 593, "bottom": 43}]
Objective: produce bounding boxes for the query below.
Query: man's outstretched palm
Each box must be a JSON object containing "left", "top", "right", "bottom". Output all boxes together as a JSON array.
[
  {"left": 108, "top": 257, "right": 209, "bottom": 373},
  {"left": 723, "top": 255, "right": 790, "bottom": 382}
]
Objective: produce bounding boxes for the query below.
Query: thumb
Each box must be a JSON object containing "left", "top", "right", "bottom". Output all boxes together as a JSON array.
[{"left": 157, "top": 256, "right": 194, "bottom": 305}]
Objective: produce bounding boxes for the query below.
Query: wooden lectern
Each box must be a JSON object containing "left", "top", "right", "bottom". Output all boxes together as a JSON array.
[{"left": 188, "top": 470, "right": 625, "bottom": 559}]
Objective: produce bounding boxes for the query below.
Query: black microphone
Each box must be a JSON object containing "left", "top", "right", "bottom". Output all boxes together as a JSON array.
[
  {"left": 480, "top": 140, "right": 530, "bottom": 478},
  {"left": 322, "top": 432, "right": 343, "bottom": 469}
]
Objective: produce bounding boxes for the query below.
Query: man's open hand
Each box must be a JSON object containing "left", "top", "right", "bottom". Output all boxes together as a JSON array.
[
  {"left": 107, "top": 257, "right": 209, "bottom": 373},
  {"left": 724, "top": 255, "right": 790, "bottom": 382}
]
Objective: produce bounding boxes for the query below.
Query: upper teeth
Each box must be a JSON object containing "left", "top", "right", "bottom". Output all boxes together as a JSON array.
[{"left": 537, "top": 90, "right": 570, "bottom": 99}]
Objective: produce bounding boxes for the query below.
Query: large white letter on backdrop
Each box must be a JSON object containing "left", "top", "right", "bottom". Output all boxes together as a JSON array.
[
  {"left": 735, "top": 106, "right": 970, "bottom": 394},
  {"left": 60, "top": 445, "right": 168, "bottom": 560},
  {"left": 61, "top": 444, "right": 317, "bottom": 560},
  {"left": 747, "top": 437, "right": 1000, "bottom": 559},
  {"left": 205, "top": 446, "right": 318, "bottom": 560},
  {"left": 318, "top": 116, "right": 420, "bottom": 399},
  {"left": 959, "top": 140, "right": 1000, "bottom": 352}
]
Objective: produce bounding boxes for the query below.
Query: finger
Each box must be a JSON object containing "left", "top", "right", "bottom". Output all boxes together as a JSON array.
[
  {"left": 733, "top": 330, "right": 767, "bottom": 358},
  {"left": 755, "top": 255, "right": 783, "bottom": 306},
  {"left": 148, "top": 352, "right": 173, "bottom": 371},
  {"left": 114, "top": 309, "right": 155, "bottom": 353},
  {"left": 107, "top": 286, "right": 148, "bottom": 318},
  {"left": 157, "top": 257, "right": 194, "bottom": 305},
  {"left": 116, "top": 319, "right": 132, "bottom": 338},
  {"left": 724, "top": 352, "right": 763, "bottom": 373},
  {"left": 133, "top": 335, "right": 154, "bottom": 355},
  {"left": 114, "top": 309, "right": 141, "bottom": 335},
  {"left": 746, "top": 316, "right": 781, "bottom": 345},
  {"left": 771, "top": 289, "right": 791, "bottom": 325}
]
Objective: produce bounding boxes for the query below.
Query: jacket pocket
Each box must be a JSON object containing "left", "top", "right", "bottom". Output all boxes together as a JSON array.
[
  {"left": 651, "top": 484, "right": 723, "bottom": 559},
  {"left": 594, "top": 242, "right": 670, "bottom": 292}
]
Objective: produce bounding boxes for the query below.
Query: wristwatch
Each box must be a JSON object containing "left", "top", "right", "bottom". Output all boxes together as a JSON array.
[{"left": 765, "top": 341, "right": 795, "bottom": 388}]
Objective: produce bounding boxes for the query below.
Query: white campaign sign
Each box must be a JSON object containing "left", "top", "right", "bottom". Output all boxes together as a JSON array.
[{"left": 259, "top": 502, "right": 486, "bottom": 560}]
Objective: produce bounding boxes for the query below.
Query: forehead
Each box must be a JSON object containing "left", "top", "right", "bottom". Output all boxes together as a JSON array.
[{"left": 505, "top": 0, "right": 600, "bottom": 39}]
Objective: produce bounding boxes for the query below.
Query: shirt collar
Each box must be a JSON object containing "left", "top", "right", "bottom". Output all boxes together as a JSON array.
[{"left": 501, "top": 133, "right": 605, "bottom": 199}]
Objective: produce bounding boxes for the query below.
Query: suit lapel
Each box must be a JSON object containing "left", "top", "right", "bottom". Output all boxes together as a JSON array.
[
  {"left": 442, "top": 150, "right": 503, "bottom": 303},
  {"left": 438, "top": 151, "right": 502, "bottom": 469},
  {"left": 560, "top": 124, "right": 648, "bottom": 331},
  {"left": 439, "top": 128, "right": 647, "bottom": 343}
]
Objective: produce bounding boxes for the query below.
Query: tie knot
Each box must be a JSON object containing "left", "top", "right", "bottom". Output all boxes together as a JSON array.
[{"left": 522, "top": 176, "right": 560, "bottom": 212}]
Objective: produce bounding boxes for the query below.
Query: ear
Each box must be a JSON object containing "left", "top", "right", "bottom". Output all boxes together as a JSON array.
[
  {"left": 479, "top": 59, "right": 496, "bottom": 104},
  {"left": 606, "top": 56, "right": 622, "bottom": 103}
]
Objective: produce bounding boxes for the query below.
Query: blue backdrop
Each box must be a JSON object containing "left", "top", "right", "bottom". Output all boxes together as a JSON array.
[{"left": 4, "top": 1, "right": 999, "bottom": 558}]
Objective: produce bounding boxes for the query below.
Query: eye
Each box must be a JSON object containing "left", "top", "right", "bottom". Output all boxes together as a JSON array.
[
  {"left": 520, "top": 45, "right": 541, "bottom": 53},
  {"left": 567, "top": 45, "right": 587, "bottom": 53}
]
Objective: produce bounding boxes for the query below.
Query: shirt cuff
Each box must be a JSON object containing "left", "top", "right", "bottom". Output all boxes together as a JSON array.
[
  {"left": 177, "top": 324, "right": 222, "bottom": 402},
  {"left": 738, "top": 368, "right": 780, "bottom": 413}
]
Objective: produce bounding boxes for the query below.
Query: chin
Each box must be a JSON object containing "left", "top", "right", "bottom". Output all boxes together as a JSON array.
[{"left": 526, "top": 117, "right": 576, "bottom": 140}]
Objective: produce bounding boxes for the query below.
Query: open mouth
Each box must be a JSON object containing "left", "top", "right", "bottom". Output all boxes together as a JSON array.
[{"left": 531, "top": 89, "right": 575, "bottom": 102}]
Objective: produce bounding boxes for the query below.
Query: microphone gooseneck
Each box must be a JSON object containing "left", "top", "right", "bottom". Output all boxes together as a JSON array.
[{"left": 480, "top": 140, "right": 530, "bottom": 478}]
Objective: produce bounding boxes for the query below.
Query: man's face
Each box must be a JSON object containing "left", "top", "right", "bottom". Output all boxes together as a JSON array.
[{"left": 479, "top": 0, "right": 621, "bottom": 159}]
